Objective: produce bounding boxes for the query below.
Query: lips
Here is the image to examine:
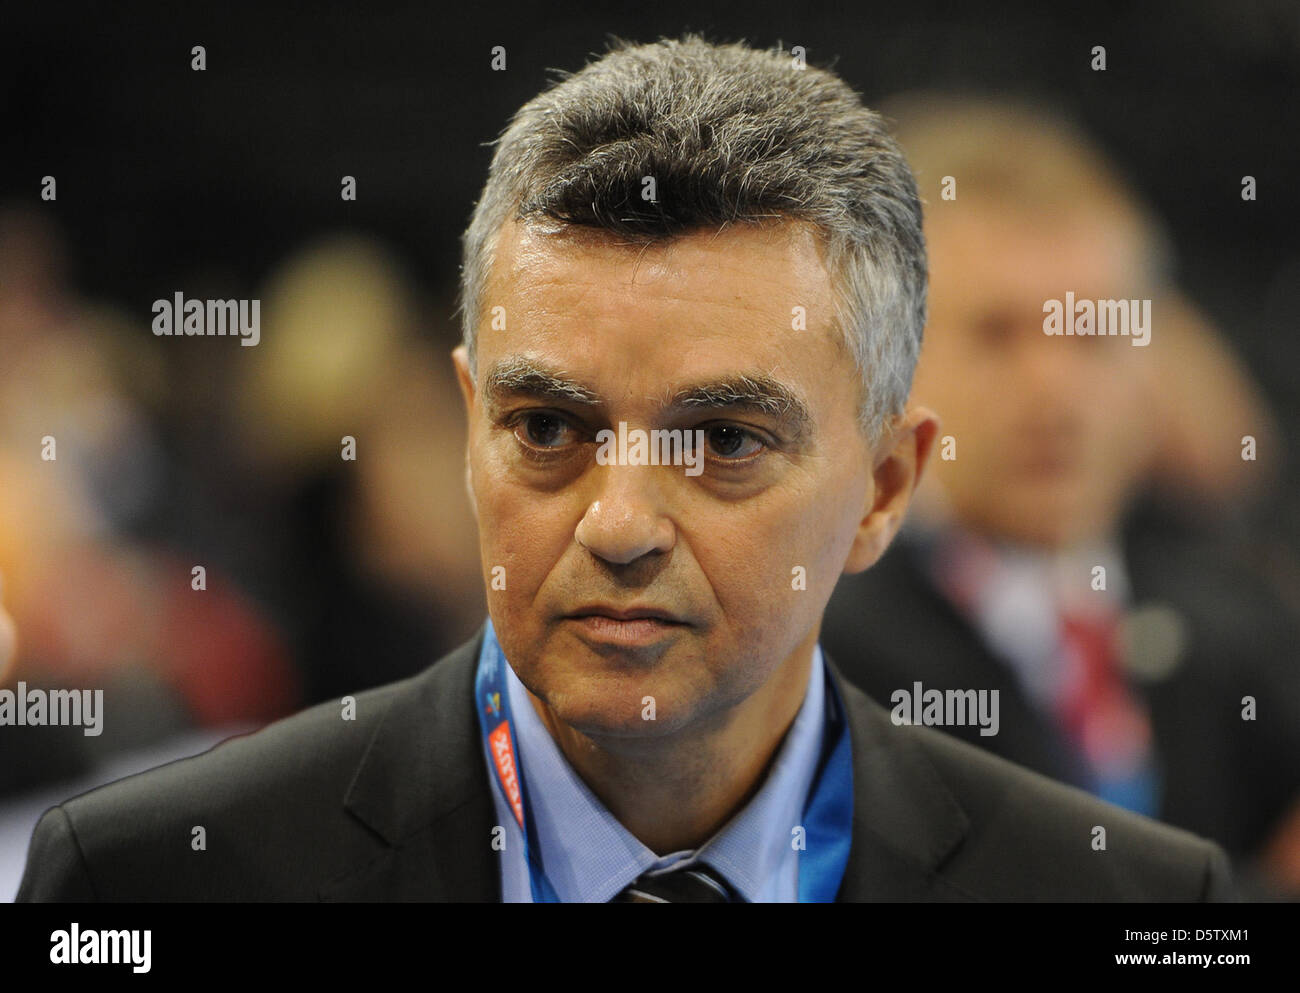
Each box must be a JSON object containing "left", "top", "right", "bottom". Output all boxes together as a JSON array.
[
  {"left": 563, "top": 605, "right": 688, "bottom": 649},
  {"left": 565, "top": 605, "right": 685, "bottom": 624}
]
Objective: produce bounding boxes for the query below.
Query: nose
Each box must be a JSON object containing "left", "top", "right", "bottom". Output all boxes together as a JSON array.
[
  {"left": 1016, "top": 330, "right": 1097, "bottom": 411},
  {"left": 574, "top": 464, "right": 676, "bottom": 565}
]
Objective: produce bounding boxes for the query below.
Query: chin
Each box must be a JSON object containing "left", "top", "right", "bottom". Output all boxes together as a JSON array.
[
  {"left": 546, "top": 688, "right": 693, "bottom": 738},
  {"left": 978, "top": 504, "right": 1077, "bottom": 550},
  {"left": 965, "top": 483, "right": 1080, "bottom": 545},
  {"left": 536, "top": 661, "right": 724, "bottom": 739}
]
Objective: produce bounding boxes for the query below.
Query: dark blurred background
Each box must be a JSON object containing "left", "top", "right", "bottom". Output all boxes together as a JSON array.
[
  {"left": 1, "top": 0, "right": 1298, "bottom": 897},
  {"left": 4, "top": 3, "right": 1299, "bottom": 388}
]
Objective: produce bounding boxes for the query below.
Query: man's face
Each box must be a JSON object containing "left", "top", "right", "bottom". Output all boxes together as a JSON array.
[
  {"left": 912, "top": 200, "right": 1154, "bottom": 547},
  {"left": 454, "top": 218, "right": 911, "bottom": 738}
]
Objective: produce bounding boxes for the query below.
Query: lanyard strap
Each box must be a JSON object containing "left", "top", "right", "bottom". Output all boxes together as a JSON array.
[
  {"left": 475, "top": 641, "right": 559, "bottom": 903},
  {"left": 474, "top": 638, "right": 854, "bottom": 903},
  {"left": 798, "top": 665, "right": 854, "bottom": 902}
]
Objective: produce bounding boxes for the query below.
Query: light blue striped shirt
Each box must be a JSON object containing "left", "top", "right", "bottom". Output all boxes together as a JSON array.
[{"left": 480, "top": 619, "right": 828, "bottom": 902}]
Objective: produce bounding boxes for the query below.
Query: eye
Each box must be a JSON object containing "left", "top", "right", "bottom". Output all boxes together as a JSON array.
[
  {"left": 702, "top": 424, "right": 765, "bottom": 460},
  {"left": 972, "top": 310, "right": 1018, "bottom": 347},
  {"left": 514, "top": 412, "right": 580, "bottom": 449}
]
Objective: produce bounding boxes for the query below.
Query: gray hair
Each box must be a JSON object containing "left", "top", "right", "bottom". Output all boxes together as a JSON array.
[{"left": 456, "top": 33, "right": 927, "bottom": 440}]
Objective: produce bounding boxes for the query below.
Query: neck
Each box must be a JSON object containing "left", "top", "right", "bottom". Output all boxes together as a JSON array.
[{"left": 526, "top": 636, "right": 817, "bottom": 855}]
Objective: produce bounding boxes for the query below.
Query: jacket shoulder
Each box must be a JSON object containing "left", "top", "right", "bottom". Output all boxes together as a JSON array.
[
  {"left": 17, "top": 651, "right": 464, "bottom": 902},
  {"left": 832, "top": 669, "right": 1232, "bottom": 902},
  {"left": 900, "top": 710, "right": 1233, "bottom": 901}
]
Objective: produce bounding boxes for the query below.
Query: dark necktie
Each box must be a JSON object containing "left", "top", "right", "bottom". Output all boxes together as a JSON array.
[{"left": 613, "top": 863, "right": 738, "bottom": 903}]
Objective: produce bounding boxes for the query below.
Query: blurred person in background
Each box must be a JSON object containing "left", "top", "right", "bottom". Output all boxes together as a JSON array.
[
  {"left": 230, "top": 235, "right": 485, "bottom": 703},
  {"left": 0, "top": 215, "right": 491, "bottom": 897},
  {"left": 0, "top": 207, "right": 297, "bottom": 819},
  {"left": 821, "top": 95, "right": 1300, "bottom": 898}
]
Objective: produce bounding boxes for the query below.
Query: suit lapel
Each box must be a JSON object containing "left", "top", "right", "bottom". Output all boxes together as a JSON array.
[
  {"left": 322, "top": 626, "right": 500, "bottom": 901},
  {"left": 826, "top": 655, "right": 975, "bottom": 901},
  {"left": 832, "top": 546, "right": 1089, "bottom": 789},
  {"left": 319, "top": 630, "right": 974, "bottom": 902}
]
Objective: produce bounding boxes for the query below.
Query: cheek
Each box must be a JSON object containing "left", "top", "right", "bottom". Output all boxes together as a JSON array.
[
  {"left": 471, "top": 454, "right": 573, "bottom": 605},
  {"left": 1080, "top": 363, "right": 1143, "bottom": 439},
  {"left": 801, "top": 473, "right": 868, "bottom": 592},
  {"left": 1105, "top": 365, "right": 1146, "bottom": 414},
  {"left": 918, "top": 354, "right": 991, "bottom": 436},
  {"left": 696, "top": 466, "right": 858, "bottom": 627}
]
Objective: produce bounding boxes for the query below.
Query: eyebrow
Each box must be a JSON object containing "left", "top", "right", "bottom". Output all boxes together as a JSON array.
[
  {"left": 484, "top": 357, "right": 602, "bottom": 407},
  {"left": 482, "top": 358, "right": 815, "bottom": 442},
  {"left": 665, "top": 374, "right": 814, "bottom": 443}
]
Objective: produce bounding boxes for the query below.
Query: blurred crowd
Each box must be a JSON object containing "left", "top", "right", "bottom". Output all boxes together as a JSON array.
[
  {"left": 2, "top": 93, "right": 1299, "bottom": 900},
  {"left": 0, "top": 214, "right": 484, "bottom": 895},
  {"left": 823, "top": 94, "right": 1300, "bottom": 900}
]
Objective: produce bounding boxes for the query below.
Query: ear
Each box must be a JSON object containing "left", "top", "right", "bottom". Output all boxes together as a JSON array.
[
  {"left": 452, "top": 345, "right": 479, "bottom": 518},
  {"left": 452, "top": 344, "right": 476, "bottom": 411},
  {"left": 842, "top": 406, "right": 940, "bottom": 574}
]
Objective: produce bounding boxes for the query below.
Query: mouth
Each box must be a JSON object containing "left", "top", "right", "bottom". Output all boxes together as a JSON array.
[
  {"left": 1014, "top": 452, "right": 1080, "bottom": 479},
  {"left": 563, "top": 605, "right": 688, "bottom": 648}
]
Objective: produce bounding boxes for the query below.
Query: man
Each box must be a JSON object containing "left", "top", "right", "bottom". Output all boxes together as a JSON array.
[
  {"left": 820, "top": 95, "right": 1300, "bottom": 896},
  {"left": 19, "top": 36, "right": 1231, "bottom": 902}
]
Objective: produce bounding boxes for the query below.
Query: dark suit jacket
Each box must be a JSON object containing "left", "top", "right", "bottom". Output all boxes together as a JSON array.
[
  {"left": 820, "top": 521, "right": 1300, "bottom": 866},
  {"left": 18, "top": 624, "right": 1233, "bottom": 901}
]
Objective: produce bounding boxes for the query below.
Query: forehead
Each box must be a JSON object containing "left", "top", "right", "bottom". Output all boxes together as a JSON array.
[
  {"left": 475, "top": 217, "right": 856, "bottom": 414},
  {"left": 482, "top": 216, "right": 835, "bottom": 330},
  {"left": 928, "top": 199, "right": 1146, "bottom": 302}
]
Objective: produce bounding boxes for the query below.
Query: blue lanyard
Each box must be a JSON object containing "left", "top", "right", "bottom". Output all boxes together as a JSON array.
[
  {"left": 474, "top": 634, "right": 854, "bottom": 902},
  {"left": 797, "top": 663, "right": 854, "bottom": 902},
  {"left": 475, "top": 638, "right": 561, "bottom": 904}
]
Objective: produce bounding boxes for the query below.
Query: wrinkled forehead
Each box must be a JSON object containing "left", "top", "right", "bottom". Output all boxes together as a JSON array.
[
  {"left": 480, "top": 216, "right": 838, "bottom": 356},
  {"left": 482, "top": 214, "right": 835, "bottom": 307},
  {"left": 473, "top": 216, "right": 863, "bottom": 436}
]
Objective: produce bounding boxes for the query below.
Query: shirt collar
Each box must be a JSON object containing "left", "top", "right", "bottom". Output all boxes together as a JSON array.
[
  {"left": 484, "top": 620, "right": 827, "bottom": 902},
  {"left": 901, "top": 523, "right": 1131, "bottom": 707}
]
